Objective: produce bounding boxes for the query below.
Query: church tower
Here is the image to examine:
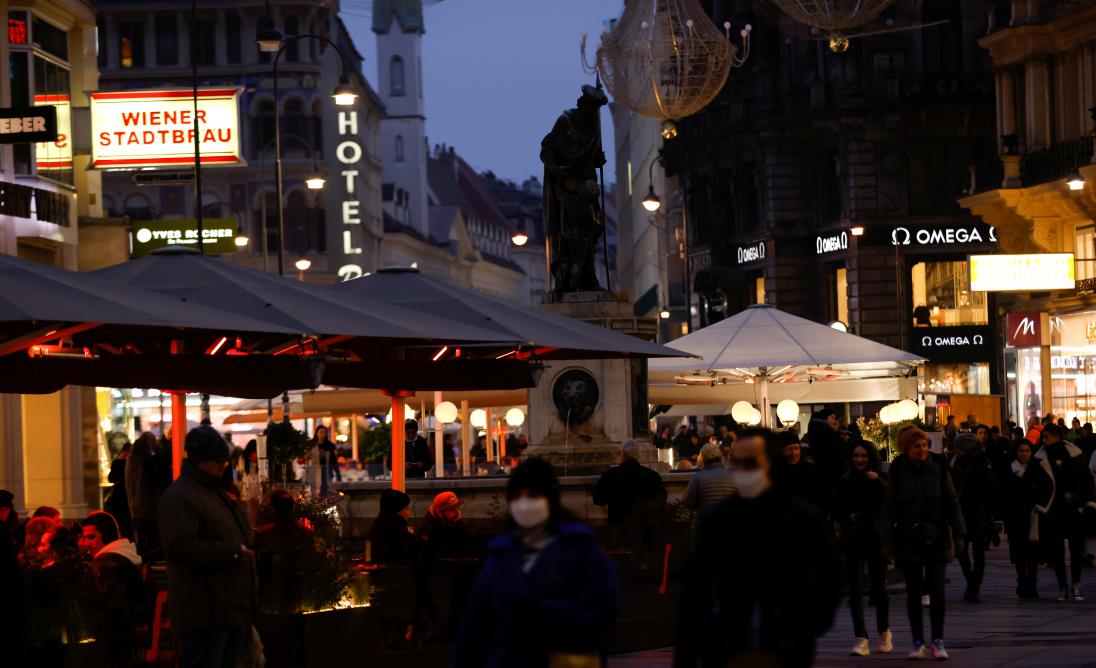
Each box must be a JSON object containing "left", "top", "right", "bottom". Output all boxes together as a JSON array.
[{"left": 374, "top": 0, "right": 429, "bottom": 237}]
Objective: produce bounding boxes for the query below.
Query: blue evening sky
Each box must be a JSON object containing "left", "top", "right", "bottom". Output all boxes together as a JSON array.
[{"left": 341, "top": 0, "right": 623, "bottom": 184}]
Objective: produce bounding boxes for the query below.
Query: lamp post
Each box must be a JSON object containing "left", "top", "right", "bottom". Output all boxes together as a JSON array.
[
  {"left": 257, "top": 23, "right": 357, "bottom": 276},
  {"left": 190, "top": 0, "right": 205, "bottom": 252}
]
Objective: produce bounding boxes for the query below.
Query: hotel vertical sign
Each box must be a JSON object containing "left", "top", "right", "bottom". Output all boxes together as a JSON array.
[{"left": 335, "top": 109, "right": 364, "bottom": 281}]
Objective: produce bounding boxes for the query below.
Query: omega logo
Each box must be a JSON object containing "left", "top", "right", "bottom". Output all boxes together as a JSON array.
[
  {"left": 891, "top": 226, "right": 997, "bottom": 246},
  {"left": 921, "top": 334, "right": 985, "bottom": 347},
  {"left": 816, "top": 231, "right": 848, "bottom": 255},
  {"left": 737, "top": 242, "right": 766, "bottom": 264}
]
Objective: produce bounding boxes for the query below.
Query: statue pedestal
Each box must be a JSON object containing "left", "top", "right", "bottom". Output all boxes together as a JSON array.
[{"left": 523, "top": 291, "right": 660, "bottom": 474}]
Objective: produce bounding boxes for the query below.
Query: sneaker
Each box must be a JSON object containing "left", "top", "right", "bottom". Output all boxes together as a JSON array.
[
  {"left": 878, "top": 630, "right": 894, "bottom": 654},
  {"left": 1058, "top": 588, "right": 1070, "bottom": 602},
  {"left": 908, "top": 641, "right": 928, "bottom": 660},
  {"left": 850, "top": 638, "right": 870, "bottom": 657},
  {"left": 1073, "top": 584, "right": 1085, "bottom": 602},
  {"left": 921, "top": 594, "right": 931, "bottom": 607},
  {"left": 930, "top": 640, "right": 949, "bottom": 660}
]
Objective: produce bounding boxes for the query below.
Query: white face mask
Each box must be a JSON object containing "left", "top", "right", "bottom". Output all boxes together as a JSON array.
[
  {"left": 510, "top": 497, "right": 550, "bottom": 529},
  {"left": 732, "top": 469, "right": 770, "bottom": 499}
]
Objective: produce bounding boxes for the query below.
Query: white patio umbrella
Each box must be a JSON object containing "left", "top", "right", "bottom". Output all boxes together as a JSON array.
[{"left": 649, "top": 304, "right": 924, "bottom": 426}]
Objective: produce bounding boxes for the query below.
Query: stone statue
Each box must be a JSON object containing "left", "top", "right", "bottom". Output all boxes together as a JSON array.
[{"left": 541, "top": 84, "right": 609, "bottom": 294}]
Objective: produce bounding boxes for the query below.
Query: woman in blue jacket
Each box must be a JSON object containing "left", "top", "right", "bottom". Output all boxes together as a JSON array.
[{"left": 453, "top": 457, "right": 618, "bottom": 668}]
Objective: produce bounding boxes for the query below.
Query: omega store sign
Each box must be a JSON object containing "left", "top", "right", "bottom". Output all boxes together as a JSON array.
[
  {"left": 863, "top": 221, "right": 997, "bottom": 249},
  {"left": 736, "top": 240, "right": 768, "bottom": 265},
  {"left": 909, "top": 325, "right": 993, "bottom": 363}
]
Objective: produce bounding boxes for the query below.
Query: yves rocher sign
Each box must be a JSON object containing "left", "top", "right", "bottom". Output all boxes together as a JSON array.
[{"left": 89, "top": 88, "right": 243, "bottom": 168}]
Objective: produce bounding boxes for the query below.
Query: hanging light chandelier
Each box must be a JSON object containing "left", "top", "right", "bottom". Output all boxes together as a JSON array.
[
  {"left": 583, "top": 0, "right": 751, "bottom": 138},
  {"left": 762, "top": 0, "right": 939, "bottom": 53}
]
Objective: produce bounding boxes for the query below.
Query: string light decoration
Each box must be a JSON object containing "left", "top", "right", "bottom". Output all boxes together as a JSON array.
[{"left": 583, "top": 0, "right": 751, "bottom": 139}]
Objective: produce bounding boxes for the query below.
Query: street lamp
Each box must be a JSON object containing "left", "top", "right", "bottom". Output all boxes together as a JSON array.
[
  {"left": 255, "top": 16, "right": 284, "bottom": 53},
  {"left": 642, "top": 160, "right": 661, "bottom": 212},
  {"left": 1067, "top": 173, "right": 1086, "bottom": 191},
  {"left": 234, "top": 232, "right": 249, "bottom": 248},
  {"left": 295, "top": 257, "right": 311, "bottom": 281},
  {"left": 511, "top": 229, "right": 529, "bottom": 246},
  {"left": 259, "top": 25, "right": 358, "bottom": 276},
  {"left": 305, "top": 174, "right": 325, "bottom": 190}
]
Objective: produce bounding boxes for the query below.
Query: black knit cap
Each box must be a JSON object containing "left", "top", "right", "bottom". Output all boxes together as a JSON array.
[
  {"left": 185, "top": 425, "right": 230, "bottom": 463},
  {"left": 0, "top": 489, "right": 13, "bottom": 508},
  {"left": 379, "top": 488, "right": 410, "bottom": 515}
]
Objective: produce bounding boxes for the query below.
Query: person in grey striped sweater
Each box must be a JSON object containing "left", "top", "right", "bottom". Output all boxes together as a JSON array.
[{"left": 682, "top": 443, "right": 737, "bottom": 515}]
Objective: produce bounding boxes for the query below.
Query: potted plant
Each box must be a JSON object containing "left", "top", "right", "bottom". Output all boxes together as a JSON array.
[
  {"left": 361, "top": 422, "right": 391, "bottom": 479},
  {"left": 265, "top": 421, "right": 311, "bottom": 482}
]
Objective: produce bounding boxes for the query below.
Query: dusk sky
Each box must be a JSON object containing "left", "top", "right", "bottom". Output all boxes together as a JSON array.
[{"left": 341, "top": 0, "right": 624, "bottom": 185}]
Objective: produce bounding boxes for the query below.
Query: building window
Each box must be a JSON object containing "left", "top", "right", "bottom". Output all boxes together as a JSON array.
[
  {"left": 829, "top": 266, "right": 849, "bottom": 325},
  {"left": 118, "top": 22, "right": 144, "bottom": 68},
  {"left": 34, "top": 56, "right": 73, "bottom": 185},
  {"left": 745, "top": 273, "right": 765, "bottom": 306},
  {"left": 9, "top": 51, "right": 31, "bottom": 174},
  {"left": 192, "top": 19, "right": 215, "bottom": 65},
  {"left": 155, "top": 16, "right": 179, "bottom": 66},
  {"left": 124, "top": 193, "right": 153, "bottom": 221},
  {"left": 395, "top": 135, "right": 404, "bottom": 162},
  {"left": 225, "top": 13, "right": 241, "bottom": 63},
  {"left": 911, "top": 260, "right": 987, "bottom": 326},
  {"left": 253, "top": 99, "right": 276, "bottom": 155},
  {"left": 1076, "top": 226, "right": 1096, "bottom": 282},
  {"left": 921, "top": 0, "right": 962, "bottom": 75},
  {"left": 390, "top": 56, "right": 405, "bottom": 96},
  {"left": 283, "top": 98, "right": 306, "bottom": 146},
  {"left": 285, "top": 16, "right": 299, "bottom": 62},
  {"left": 32, "top": 16, "right": 68, "bottom": 60},
  {"left": 311, "top": 99, "right": 324, "bottom": 158},
  {"left": 919, "top": 362, "right": 990, "bottom": 395}
]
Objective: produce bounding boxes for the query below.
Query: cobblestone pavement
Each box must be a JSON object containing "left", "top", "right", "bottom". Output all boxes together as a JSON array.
[{"left": 610, "top": 543, "right": 1096, "bottom": 667}]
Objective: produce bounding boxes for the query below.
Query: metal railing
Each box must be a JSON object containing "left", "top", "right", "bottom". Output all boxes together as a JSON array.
[{"left": 1021, "top": 136, "right": 1095, "bottom": 187}]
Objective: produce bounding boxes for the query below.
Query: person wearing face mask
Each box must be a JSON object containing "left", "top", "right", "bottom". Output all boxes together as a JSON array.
[
  {"left": 674, "top": 428, "right": 841, "bottom": 668},
  {"left": 1006, "top": 440, "right": 1052, "bottom": 599},
  {"left": 833, "top": 442, "right": 891, "bottom": 657},
  {"left": 454, "top": 457, "right": 617, "bottom": 668},
  {"left": 881, "top": 427, "right": 965, "bottom": 661}
]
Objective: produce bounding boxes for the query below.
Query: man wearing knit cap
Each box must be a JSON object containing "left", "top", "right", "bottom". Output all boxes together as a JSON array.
[{"left": 159, "top": 426, "right": 257, "bottom": 668}]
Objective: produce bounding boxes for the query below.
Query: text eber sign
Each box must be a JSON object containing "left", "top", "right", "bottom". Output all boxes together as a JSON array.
[{"left": 90, "top": 88, "right": 243, "bottom": 168}]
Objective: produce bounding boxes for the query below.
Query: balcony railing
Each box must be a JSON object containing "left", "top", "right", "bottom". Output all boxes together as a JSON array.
[{"left": 1020, "top": 137, "right": 1095, "bottom": 187}]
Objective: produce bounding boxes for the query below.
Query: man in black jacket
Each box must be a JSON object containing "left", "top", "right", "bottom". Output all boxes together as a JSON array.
[
  {"left": 79, "top": 511, "right": 143, "bottom": 666},
  {"left": 159, "top": 426, "right": 256, "bottom": 668},
  {"left": 592, "top": 440, "right": 667, "bottom": 547},
  {"left": 675, "top": 428, "right": 842, "bottom": 668},
  {"left": 404, "top": 419, "right": 433, "bottom": 479}
]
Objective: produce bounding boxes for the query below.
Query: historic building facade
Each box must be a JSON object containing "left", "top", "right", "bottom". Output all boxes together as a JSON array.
[
  {"left": 961, "top": 1, "right": 1096, "bottom": 425},
  {"left": 652, "top": 0, "right": 1001, "bottom": 417},
  {"left": 95, "top": 0, "right": 385, "bottom": 282}
]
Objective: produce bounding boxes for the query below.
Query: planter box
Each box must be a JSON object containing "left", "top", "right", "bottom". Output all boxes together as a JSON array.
[{"left": 258, "top": 606, "right": 379, "bottom": 668}]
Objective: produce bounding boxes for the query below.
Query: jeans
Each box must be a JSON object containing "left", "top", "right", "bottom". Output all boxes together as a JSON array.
[
  {"left": 1044, "top": 514, "right": 1086, "bottom": 587},
  {"left": 180, "top": 627, "right": 247, "bottom": 668},
  {"left": 957, "top": 537, "right": 989, "bottom": 593},
  {"left": 846, "top": 544, "right": 889, "bottom": 638},
  {"left": 901, "top": 560, "right": 947, "bottom": 643}
]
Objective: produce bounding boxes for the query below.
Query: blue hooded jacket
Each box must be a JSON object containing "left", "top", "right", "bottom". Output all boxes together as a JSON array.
[{"left": 452, "top": 521, "right": 618, "bottom": 668}]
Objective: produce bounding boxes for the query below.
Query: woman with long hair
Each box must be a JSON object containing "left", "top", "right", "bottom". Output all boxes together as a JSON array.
[
  {"left": 882, "top": 427, "right": 965, "bottom": 660},
  {"left": 454, "top": 458, "right": 617, "bottom": 667},
  {"left": 834, "top": 442, "right": 891, "bottom": 656},
  {"left": 311, "top": 424, "right": 341, "bottom": 497},
  {"left": 1006, "top": 440, "right": 1052, "bottom": 598}
]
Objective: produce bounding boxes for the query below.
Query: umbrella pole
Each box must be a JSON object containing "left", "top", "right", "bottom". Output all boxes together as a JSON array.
[
  {"left": 390, "top": 396, "right": 405, "bottom": 492},
  {"left": 434, "top": 391, "right": 444, "bottom": 478},
  {"left": 486, "top": 407, "right": 494, "bottom": 463},
  {"left": 756, "top": 374, "right": 771, "bottom": 429},
  {"left": 461, "top": 400, "right": 472, "bottom": 476},
  {"left": 171, "top": 392, "right": 186, "bottom": 479},
  {"left": 351, "top": 415, "right": 359, "bottom": 463}
]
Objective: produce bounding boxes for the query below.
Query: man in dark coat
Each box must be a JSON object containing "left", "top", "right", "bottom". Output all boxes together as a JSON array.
[
  {"left": 404, "top": 419, "right": 433, "bottom": 479},
  {"left": 950, "top": 433, "right": 996, "bottom": 603},
  {"left": 675, "top": 428, "right": 842, "bottom": 668},
  {"left": 159, "top": 426, "right": 257, "bottom": 668},
  {"left": 806, "top": 408, "right": 848, "bottom": 504},
  {"left": 367, "top": 488, "right": 412, "bottom": 565},
  {"left": 592, "top": 440, "right": 667, "bottom": 551}
]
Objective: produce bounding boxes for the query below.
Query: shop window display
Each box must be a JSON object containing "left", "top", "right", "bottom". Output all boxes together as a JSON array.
[
  {"left": 919, "top": 362, "right": 990, "bottom": 396},
  {"left": 911, "top": 260, "right": 987, "bottom": 326}
]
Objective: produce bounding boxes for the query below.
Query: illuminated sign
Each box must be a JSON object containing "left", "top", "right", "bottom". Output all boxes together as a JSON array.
[
  {"left": 969, "top": 254, "right": 1075, "bottom": 292},
  {"left": 0, "top": 105, "right": 56, "bottom": 143},
  {"left": 909, "top": 325, "right": 993, "bottom": 362},
  {"left": 816, "top": 231, "right": 848, "bottom": 255},
  {"left": 8, "top": 17, "right": 27, "bottom": 45},
  {"left": 736, "top": 241, "right": 766, "bottom": 265},
  {"left": 131, "top": 219, "right": 237, "bottom": 256},
  {"left": 33, "top": 94, "right": 70, "bottom": 172},
  {"left": 335, "top": 109, "right": 364, "bottom": 281},
  {"left": 1006, "top": 312, "right": 1045, "bottom": 348},
  {"left": 90, "top": 88, "right": 243, "bottom": 168},
  {"left": 892, "top": 225, "right": 996, "bottom": 246}
]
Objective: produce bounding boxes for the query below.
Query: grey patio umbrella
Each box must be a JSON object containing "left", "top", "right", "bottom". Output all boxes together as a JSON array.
[{"left": 332, "top": 266, "right": 686, "bottom": 359}]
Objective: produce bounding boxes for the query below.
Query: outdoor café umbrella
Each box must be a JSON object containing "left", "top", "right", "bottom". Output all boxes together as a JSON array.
[
  {"left": 332, "top": 266, "right": 686, "bottom": 359},
  {"left": 649, "top": 303, "right": 924, "bottom": 426}
]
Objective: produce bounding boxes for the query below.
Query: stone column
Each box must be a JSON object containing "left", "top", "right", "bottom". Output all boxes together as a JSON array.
[
  {"left": 58, "top": 388, "right": 88, "bottom": 519},
  {"left": 0, "top": 395, "right": 26, "bottom": 514}
]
